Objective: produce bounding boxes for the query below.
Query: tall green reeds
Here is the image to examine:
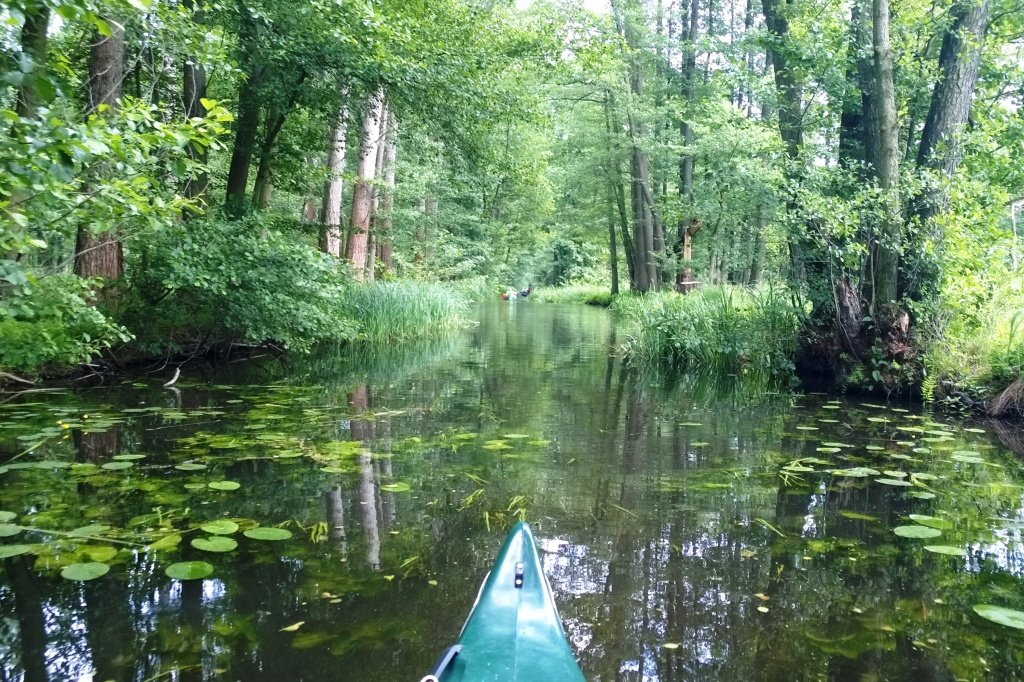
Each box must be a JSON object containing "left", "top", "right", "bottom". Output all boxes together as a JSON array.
[
  {"left": 610, "top": 285, "right": 799, "bottom": 375},
  {"left": 530, "top": 284, "right": 614, "bottom": 306},
  {"left": 341, "top": 281, "right": 474, "bottom": 343}
]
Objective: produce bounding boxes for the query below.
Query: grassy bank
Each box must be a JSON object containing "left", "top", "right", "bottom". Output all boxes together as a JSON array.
[{"left": 611, "top": 286, "right": 800, "bottom": 376}]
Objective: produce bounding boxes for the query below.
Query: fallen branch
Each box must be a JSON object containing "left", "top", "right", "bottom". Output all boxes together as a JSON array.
[{"left": 0, "top": 371, "right": 35, "bottom": 386}]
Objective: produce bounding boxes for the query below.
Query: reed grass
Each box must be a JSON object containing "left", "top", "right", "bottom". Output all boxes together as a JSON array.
[
  {"left": 530, "top": 285, "right": 615, "bottom": 306},
  {"left": 610, "top": 285, "right": 799, "bottom": 375},
  {"left": 341, "top": 280, "right": 474, "bottom": 343}
]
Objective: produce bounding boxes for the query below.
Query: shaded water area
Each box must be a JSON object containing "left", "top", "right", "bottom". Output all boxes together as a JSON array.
[{"left": 2, "top": 303, "right": 1024, "bottom": 681}]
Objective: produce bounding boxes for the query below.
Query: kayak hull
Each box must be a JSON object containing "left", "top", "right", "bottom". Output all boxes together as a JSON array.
[{"left": 438, "top": 521, "right": 585, "bottom": 681}]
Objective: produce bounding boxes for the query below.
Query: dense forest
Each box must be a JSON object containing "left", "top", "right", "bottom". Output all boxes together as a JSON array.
[{"left": 1, "top": 0, "right": 1023, "bottom": 410}]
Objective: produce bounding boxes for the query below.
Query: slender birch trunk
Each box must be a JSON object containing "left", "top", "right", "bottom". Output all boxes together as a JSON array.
[
  {"left": 378, "top": 109, "right": 398, "bottom": 272},
  {"left": 320, "top": 85, "right": 350, "bottom": 257}
]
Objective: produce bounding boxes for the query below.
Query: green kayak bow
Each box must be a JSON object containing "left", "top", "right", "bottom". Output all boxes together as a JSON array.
[{"left": 424, "top": 521, "right": 585, "bottom": 682}]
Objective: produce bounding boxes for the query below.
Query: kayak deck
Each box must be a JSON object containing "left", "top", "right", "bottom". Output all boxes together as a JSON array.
[{"left": 438, "top": 521, "right": 584, "bottom": 681}]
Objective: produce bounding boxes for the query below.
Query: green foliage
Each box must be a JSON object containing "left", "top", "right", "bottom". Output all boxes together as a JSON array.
[
  {"left": 121, "top": 219, "right": 357, "bottom": 353},
  {"left": 611, "top": 285, "right": 799, "bottom": 375},
  {"left": 0, "top": 274, "right": 130, "bottom": 373}
]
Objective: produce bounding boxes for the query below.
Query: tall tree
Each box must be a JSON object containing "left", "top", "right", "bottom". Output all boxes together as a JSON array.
[
  {"left": 14, "top": 2, "right": 50, "bottom": 119},
  {"left": 867, "top": 0, "right": 901, "bottom": 310},
  {"left": 320, "top": 85, "right": 350, "bottom": 258},
  {"left": 74, "top": 20, "right": 125, "bottom": 290},
  {"left": 347, "top": 87, "right": 386, "bottom": 279},
  {"left": 378, "top": 109, "right": 399, "bottom": 272}
]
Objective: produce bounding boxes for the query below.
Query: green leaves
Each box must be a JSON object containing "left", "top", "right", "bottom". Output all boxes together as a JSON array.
[
  {"left": 243, "top": 527, "right": 293, "bottom": 541},
  {"left": 973, "top": 605, "right": 1024, "bottom": 630},
  {"left": 61, "top": 562, "right": 110, "bottom": 581},
  {"left": 166, "top": 561, "right": 214, "bottom": 580}
]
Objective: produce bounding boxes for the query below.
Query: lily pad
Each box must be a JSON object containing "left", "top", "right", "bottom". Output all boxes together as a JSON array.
[
  {"left": 973, "top": 605, "right": 1024, "bottom": 629},
  {"left": 243, "top": 527, "right": 292, "bottom": 541},
  {"left": 830, "top": 467, "right": 881, "bottom": 478},
  {"left": 924, "top": 545, "right": 966, "bottom": 556},
  {"left": 191, "top": 536, "right": 238, "bottom": 553},
  {"left": 208, "top": 481, "right": 241, "bottom": 491},
  {"left": 166, "top": 561, "right": 214, "bottom": 580},
  {"left": 0, "top": 544, "right": 33, "bottom": 559},
  {"left": 0, "top": 524, "right": 22, "bottom": 538},
  {"left": 893, "top": 525, "right": 942, "bottom": 539},
  {"left": 101, "top": 461, "right": 134, "bottom": 470},
  {"left": 379, "top": 482, "right": 411, "bottom": 492},
  {"left": 61, "top": 562, "right": 110, "bottom": 581},
  {"left": 70, "top": 524, "right": 110, "bottom": 537},
  {"left": 0, "top": 511, "right": 16, "bottom": 522},
  {"left": 909, "top": 514, "right": 952, "bottom": 529},
  {"left": 876, "top": 478, "right": 912, "bottom": 487},
  {"left": 175, "top": 462, "right": 207, "bottom": 471},
  {"left": 112, "top": 454, "right": 146, "bottom": 461},
  {"left": 82, "top": 545, "right": 118, "bottom": 562},
  {"left": 147, "top": 534, "right": 182, "bottom": 551},
  {"left": 200, "top": 520, "right": 239, "bottom": 535},
  {"left": 502, "top": 434, "right": 530, "bottom": 439}
]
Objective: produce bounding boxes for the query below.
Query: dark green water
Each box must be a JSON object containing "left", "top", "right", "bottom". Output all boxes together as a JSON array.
[{"left": 2, "top": 303, "right": 1024, "bottom": 681}]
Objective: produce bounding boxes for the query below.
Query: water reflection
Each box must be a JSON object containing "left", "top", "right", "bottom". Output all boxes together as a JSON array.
[{"left": 1, "top": 303, "right": 1023, "bottom": 680}]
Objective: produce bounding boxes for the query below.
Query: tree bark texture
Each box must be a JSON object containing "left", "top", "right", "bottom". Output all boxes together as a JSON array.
[
  {"left": 15, "top": 3, "right": 50, "bottom": 118},
  {"left": 75, "top": 21, "right": 124, "bottom": 289},
  {"left": 761, "top": 0, "right": 803, "bottom": 156},
  {"left": 378, "top": 109, "right": 398, "bottom": 272},
  {"left": 365, "top": 103, "right": 389, "bottom": 282},
  {"left": 320, "top": 87, "right": 350, "bottom": 257},
  {"left": 914, "top": 0, "right": 989, "bottom": 221},
  {"left": 225, "top": 75, "right": 261, "bottom": 217},
  {"left": 868, "top": 0, "right": 901, "bottom": 308},
  {"left": 347, "top": 87, "right": 385, "bottom": 280},
  {"left": 182, "top": 59, "right": 208, "bottom": 211}
]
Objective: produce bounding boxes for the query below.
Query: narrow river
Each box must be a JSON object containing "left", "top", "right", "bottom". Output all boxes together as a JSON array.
[{"left": 1, "top": 302, "right": 1023, "bottom": 680}]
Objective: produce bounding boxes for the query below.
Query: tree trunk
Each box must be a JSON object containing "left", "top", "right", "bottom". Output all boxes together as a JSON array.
[
  {"left": 15, "top": 3, "right": 50, "bottom": 118},
  {"left": 914, "top": 0, "right": 990, "bottom": 220},
  {"left": 378, "top": 109, "right": 398, "bottom": 272},
  {"left": 748, "top": 206, "right": 767, "bottom": 285},
  {"left": 347, "top": 87, "right": 385, "bottom": 279},
  {"left": 678, "top": 0, "right": 699, "bottom": 288},
  {"left": 366, "top": 103, "right": 389, "bottom": 282},
  {"left": 868, "top": 0, "right": 901, "bottom": 309},
  {"left": 224, "top": 75, "right": 261, "bottom": 217},
  {"left": 608, "top": 189, "right": 620, "bottom": 295},
  {"left": 761, "top": 0, "right": 803, "bottom": 156},
  {"left": 838, "top": 0, "right": 869, "bottom": 169},
  {"left": 320, "top": 85, "right": 350, "bottom": 257},
  {"left": 75, "top": 21, "right": 124, "bottom": 291},
  {"left": 181, "top": 0, "right": 207, "bottom": 216}
]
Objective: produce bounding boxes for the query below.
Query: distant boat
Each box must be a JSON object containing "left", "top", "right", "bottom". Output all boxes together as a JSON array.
[{"left": 423, "top": 521, "right": 585, "bottom": 681}]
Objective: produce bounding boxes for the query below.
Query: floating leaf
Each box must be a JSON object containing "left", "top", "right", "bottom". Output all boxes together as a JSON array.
[
  {"left": 910, "top": 472, "right": 939, "bottom": 482},
  {"left": 281, "top": 621, "right": 305, "bottom": 632},
  {"left": 82, "top": 545, "right": 117, "bottom": 562},
  {"left": 876, "top": 478, "right": 912, "bottom": 487},
  {"left": 0, "top": 544, "right": 32, "bottom": 559},
  {"left": 70, "top": 524, "right": 110, "bottom": 537},
  {"left": 526, "top": 439, "right": 551, "bottom": 447},
  {"left": 866, "top": 417, "right": 891, "bottom": 423},
  {"left": 166, "top": 561, "right": 214, "bottom": 580},
  {"left": 0, "top": 511, "right": 16, "bottom": 522},
  {"left": 882, "top": 471, "right": 907, "bottom": 478},
  {"left": 244, "top": 527, "right": 292, "bottom": 541},
  {"left": 101, "top": 461, "right": 133, "bottom": 470},
  {"left": 61, "top": 562, "right": 110, "bottom": 581},
  {"left": 175, "top": 462, "right": 207, "bottom": 471},
  {"left": 964, "top": 427, "right": 986, "bottom": 434},
  {"left": 379, "top": 482, "right": 411, "bottom": 492},
  {"left": 208, "top": 481, "right": 241, "bottom": 491},
  {"left": 191, "top": 536, "right": 238, "bottom": 553},
  {"left": 924, "top": 545, "right": 966, "bottom": 556},
  {"left": 830, "top": 467, "right": 880, "bottom": 478},
  {"left": 502, "top": 434, "right": 530, "bottom": 439},
  {"left": 691, "top": 441, "right": 710, "bottom": 447},
  {"left": 112, "top": 454, "right": 146, "bottom": 461},
  {"left": 909, "top": 491, "right": 936, "bottom": 500},
  {"left": 147, "top": 534, "right": 182, "bottom": 551},
  {"left": 795, "top": 426, "right": 819, "bottom": 431},
  {"left": 973, "top": 605, "right": 1024, "bottom": 629},
  {"left": 951, "top": 453, "right": 985, "bottom": 464},
  {"left": 201, "top": 520, "right": 239, "bottom": 535},
  {"left": 839, "top": 511, "right": 878, "bottom": 522},
  {"left": 663, "top": 642, "right": 681, "bottom": 650},
  {"left": 893, "top": 525, "right": 942, "bottom": 539},
  {"left": 0, "top": 524, "right": 22, "bottom": 538},
  {"left": 909, "top": 514, "right": 952, "bottom": 530},
  {"left": 679, "top": 422, "right": 702, "bottom": 427}
]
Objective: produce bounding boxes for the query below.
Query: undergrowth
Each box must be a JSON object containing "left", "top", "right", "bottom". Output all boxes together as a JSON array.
[{"left": 530, "top": 284, "right": 615, "bottom": 306}]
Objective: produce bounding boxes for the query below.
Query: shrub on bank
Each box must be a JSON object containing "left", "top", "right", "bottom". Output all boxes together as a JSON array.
[{"left": 610, "top": 285, "right": 799, "bottom": 375}]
